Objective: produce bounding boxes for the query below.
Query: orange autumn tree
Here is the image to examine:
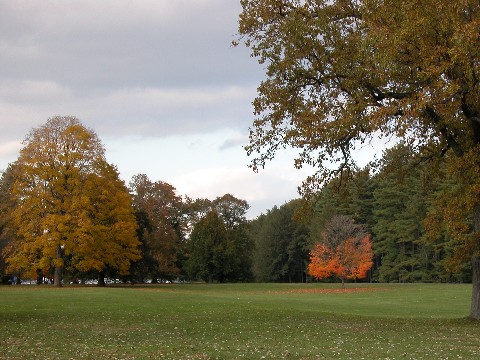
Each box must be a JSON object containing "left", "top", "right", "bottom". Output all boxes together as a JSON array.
[
  {"left": 308, "top": 215, "right": 373, "bottom": 288},
  {"left": 308, "top": 236, "right": 373, "bottom": 288}
]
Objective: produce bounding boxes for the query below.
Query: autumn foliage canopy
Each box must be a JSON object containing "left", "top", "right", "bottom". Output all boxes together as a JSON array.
[{"left": 308, "top": 235, "right": 373, "bottom": 284}]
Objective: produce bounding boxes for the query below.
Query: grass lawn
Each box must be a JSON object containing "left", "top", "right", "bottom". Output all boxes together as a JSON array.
[{"left": 1, "top": 283, "right": 479, "bottom": 359}]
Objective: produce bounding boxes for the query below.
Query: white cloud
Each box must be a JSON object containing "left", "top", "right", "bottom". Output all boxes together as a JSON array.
[
  {"left": 170, "top": 165, "right": 307, "bottom": 219},
  {"left": 219, "top": 132, "right": 248, "bottom": 151},
  {"left": 0, "top": 140, "right": 22, "bottom": 156},
  {"left": 102, "top": 131, "right": 309, "bottom": 219},
  {"left": 0, "top": 141, "right": 22, "bottom": 170}
]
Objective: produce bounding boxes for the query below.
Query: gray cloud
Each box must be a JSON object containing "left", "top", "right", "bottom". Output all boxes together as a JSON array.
[
  {"left": 0, "top": 1, "right": 260, "bottom": 89},
  {"left": 0, "top": 82, "right": 257, "bottom": 142},
  {"left": 0, "top": 1, "right": 262, "bottom": 142}
]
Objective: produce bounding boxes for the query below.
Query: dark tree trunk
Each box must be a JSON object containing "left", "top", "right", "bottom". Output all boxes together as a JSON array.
[
  {"left": 54, "top": 245, "right": 63, "bottom": 287},
  {"left": 98, "top": 271, "right": 106, "bottom": 287},
  {"left": 471, "top": 205, "right": 480, "bottom": 319},
  {"left": 471, "top": 256, "right": 480, "bottom": 319},
  {"left": 36, "top": 269, "right": 43, "bottom": 285}
]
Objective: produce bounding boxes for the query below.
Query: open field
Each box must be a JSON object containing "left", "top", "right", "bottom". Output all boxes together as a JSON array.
[{"left": 1, "top": 283, "right": 479, "bottom": 359}]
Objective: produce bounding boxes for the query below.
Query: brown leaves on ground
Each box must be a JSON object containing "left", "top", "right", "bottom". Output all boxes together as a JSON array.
[{"left": 265, "top": 287, "right": 388, "bottom": 295}]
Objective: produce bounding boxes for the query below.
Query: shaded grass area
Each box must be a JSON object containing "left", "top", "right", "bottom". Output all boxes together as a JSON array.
[{"left": 1, "top": 283, "right": 479, "bottom": 359}]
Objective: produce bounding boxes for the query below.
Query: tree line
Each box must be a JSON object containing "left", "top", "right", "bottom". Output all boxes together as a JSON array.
[
  {"left": 250, "top": 143, "right": 472, "bottom": 284},
  {"left": 0, "top": 116, "right": 253, "bottom": 286},
  {"left": 0, "top": 116, "right": 473, "bottom": 287}
]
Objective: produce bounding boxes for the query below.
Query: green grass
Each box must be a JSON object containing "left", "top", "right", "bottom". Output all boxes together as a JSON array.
[{"left": 1, "top": 283, "right": 479, "bottom": 359}]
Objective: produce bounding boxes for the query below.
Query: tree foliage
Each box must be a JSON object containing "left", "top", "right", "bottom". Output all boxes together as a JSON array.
[
  {"left": 182, "top": 197, "right": 213, "bottom": 237},
  {"left": 185, "top": 210, "right": 231, "bottom": 282},
  {"left": 212, "top": 194, "right": 253, "bottom": 281},
  {"left": 212, "top": 194, "right": 250, "bottom": 229},
  {"left": 239, "top": 0, "right": 479, "bottom": 186},
  {"left": 308, "top": 215, "right": 373, "bottom": 287},
  {"left": 309, "top": 236, "right": 373, "bottom": 287},
  {"left": 185, "top": 194, "right": 253, "bottom": 282},
  {"left": 1, "top": 118, "right": 257, "bottom": 285},
  {"left": 371, "top": 145, "right": 440, "bottom": 282},
  {"left": 4, "top": 116, "right": 140, "bottom": 285},
  {"left": 250, "top": 201, "right": 309, "bottom": 282},
  {"left": 129, "top": 174, "right": 184, "bottom": 282},
  {"left": 68, "top": 162, "right": 140, "bottom": 281},
  {"left": 0, "top": 166, "right": 16, "bottom": 282}
]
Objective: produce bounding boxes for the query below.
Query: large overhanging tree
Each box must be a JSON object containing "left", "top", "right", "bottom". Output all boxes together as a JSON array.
[{"left": 237, "top": 0, "right": 480, "bottom": 317}]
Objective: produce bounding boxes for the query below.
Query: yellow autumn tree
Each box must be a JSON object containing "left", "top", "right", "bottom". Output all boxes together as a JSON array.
[
  {"left": 69, "top": 162, "right": 140, "bottom": 286},
  {"left": 6, "top": 116, "right": 139, "bottom": 286}
]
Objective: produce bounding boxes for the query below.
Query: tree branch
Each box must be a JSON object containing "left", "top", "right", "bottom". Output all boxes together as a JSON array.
[{"left": 425, "top": 106, "right": 464, "bottom": 157}]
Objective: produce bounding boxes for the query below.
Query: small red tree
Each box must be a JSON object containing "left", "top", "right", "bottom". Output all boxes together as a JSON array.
[{"left": 308, "top": 235, "right": 373, "bottom": 288}]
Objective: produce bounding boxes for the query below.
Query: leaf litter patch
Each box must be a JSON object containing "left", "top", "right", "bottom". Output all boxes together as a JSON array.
[{"left": 265, "top": 287, "right": 389, "bottom": 295}]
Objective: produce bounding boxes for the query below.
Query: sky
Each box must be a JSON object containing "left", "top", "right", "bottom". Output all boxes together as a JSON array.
[{"left": 0, "top": 1, "right": 380, "bottom": 218}]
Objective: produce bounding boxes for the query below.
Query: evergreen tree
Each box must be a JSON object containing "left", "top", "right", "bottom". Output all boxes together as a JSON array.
[
  {"left": 185, "top": 210, "right": 231, "bottom": 282},
  {"left": 251, "top": 201, "right": 309, "bottom": 282},
  {"left": 212, "top": 194, "right": 253, "bottom": 281},
  {"left": 372, "top": 145, "right": 465, "bottom": 282}
]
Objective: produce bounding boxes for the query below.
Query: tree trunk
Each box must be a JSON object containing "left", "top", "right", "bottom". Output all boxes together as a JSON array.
[
  {"left": 98, "top": 271, "right": 106, "bottom": 287},
  {"left": 36, "top": 269, "right": 43, "bottom": 285},
  {"left": 471, "top": 256, "right": 480, "bottom": 319},
  {"left": 470, "top": 205, "right": 480, "bottom": 319},
  {"left": 54, "top": 245, "right": 63, "bottom": 287}
]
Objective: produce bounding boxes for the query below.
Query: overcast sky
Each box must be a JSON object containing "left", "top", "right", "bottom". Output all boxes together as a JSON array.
[
  {"left": 0, "top": 1, "right": 385, "bottom": 218},
  {"left": 0, "top": 0, "right": 324, "bottom": 218}
]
